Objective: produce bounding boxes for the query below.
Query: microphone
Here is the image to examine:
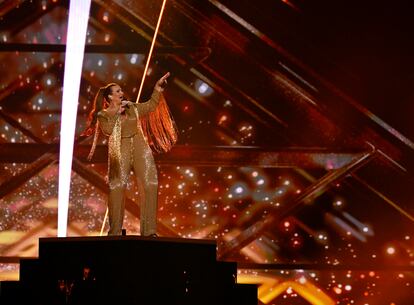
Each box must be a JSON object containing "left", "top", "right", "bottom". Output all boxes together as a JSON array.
[{"left": 121, "top": 99, "right": 130, "bottom": 109}]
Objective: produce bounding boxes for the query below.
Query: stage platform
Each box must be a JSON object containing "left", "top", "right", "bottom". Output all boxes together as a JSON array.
[{"left": 0, "top": 236, "right": 257, "bottom": 305}]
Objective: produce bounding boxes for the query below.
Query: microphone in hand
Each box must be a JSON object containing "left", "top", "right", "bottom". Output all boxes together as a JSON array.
[{"left": 121, "top": 99, "right": 130, "bottom": 109}]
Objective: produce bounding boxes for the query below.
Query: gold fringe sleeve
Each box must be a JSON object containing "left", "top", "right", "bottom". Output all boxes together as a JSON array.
[{"left": 139, "top": 93, "right": 178, "bottom": 154}]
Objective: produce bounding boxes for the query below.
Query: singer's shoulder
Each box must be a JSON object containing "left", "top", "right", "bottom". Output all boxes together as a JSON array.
[{"left": 98, "top": 108, "right": 116, "bottom": 118}]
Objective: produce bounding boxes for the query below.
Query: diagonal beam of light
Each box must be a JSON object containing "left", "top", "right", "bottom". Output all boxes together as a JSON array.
[
  {"left": 135, "top": 0, "right": 167, "bottom": 103},
  {"left": 237, "top": 274, "right": 334, "bottom": 305},
  {"left": 57, "top": 0, "right": 91, "bottom": 237}
]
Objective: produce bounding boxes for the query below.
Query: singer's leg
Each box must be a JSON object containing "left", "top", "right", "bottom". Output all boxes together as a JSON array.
[
  {"left": 132, "top": 138, "right": 158, "bottom": 236},
  {"left": 107, "top": 185, "right": 125, "bottom": 235},
  {"left": 107, "top": 138, "right": 132, "bottom": 235}
]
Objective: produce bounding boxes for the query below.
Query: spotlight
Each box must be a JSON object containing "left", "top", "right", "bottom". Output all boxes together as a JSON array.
[
  {"left": 42, "top": 74, "right": 56, "bottom": 87},
  {"left": 129, "top": 54, "right": 143, "bottom": 65},
  {"left": 195, "top": 79, "right": 213, "bottom": 96},
  {"left": 229, "top": 182, "right": 249, "bottom": 198},
  {"left": 290, "top": 235, "right": 303, "bottom": 249},
  {"left": 102, "top": 12, "right": 109, "bottom": 22},
  {"left": 280, "top": 219, "right": 295, "bottom": 233},
  {"left": 198, "top": 83, "right": 208, "bottom": 94},
  {"left": 333, "top": 286, "right": 342, "bottom": 294},
  {"left": 386, "top": 246, "right": 396, "bottom": 255}
]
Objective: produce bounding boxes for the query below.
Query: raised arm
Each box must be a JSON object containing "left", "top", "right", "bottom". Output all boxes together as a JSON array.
[
  {"left": 134, "top": 72, "right": 170, "bottom": 117},
  {"left": 135, "top": 89, "right": 162, "bottom": 117}
]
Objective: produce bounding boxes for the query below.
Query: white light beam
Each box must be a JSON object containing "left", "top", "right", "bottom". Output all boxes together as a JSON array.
[{"left": 57, "top": 0, "right": 91, "bottom": 237}]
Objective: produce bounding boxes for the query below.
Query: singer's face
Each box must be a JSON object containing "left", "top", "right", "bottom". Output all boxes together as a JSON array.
[{"left": 109, "top": 85, "right": 124, "bottom": 105}]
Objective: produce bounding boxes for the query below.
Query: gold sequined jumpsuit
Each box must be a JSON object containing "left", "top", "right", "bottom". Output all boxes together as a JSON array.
[{"left": 97, "top": 90, "right": 161, "bottom": 236}]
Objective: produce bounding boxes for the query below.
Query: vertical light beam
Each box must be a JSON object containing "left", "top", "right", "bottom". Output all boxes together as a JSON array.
[{"left": 58, "top": 0, "right": 91, "bottom": 237}]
